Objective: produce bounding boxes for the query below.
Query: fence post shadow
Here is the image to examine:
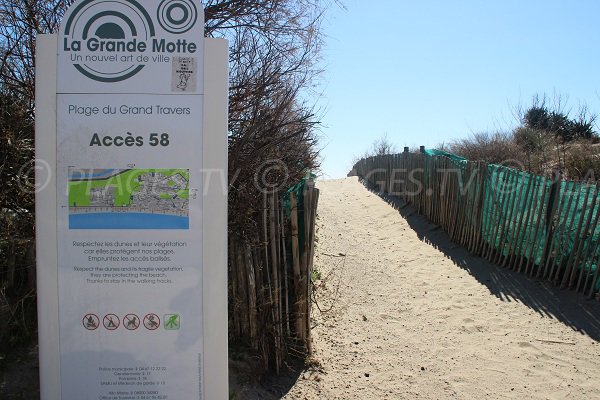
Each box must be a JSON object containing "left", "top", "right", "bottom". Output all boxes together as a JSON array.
[{"left": 359, "top": 177, "right": 600, "bottom": 342}]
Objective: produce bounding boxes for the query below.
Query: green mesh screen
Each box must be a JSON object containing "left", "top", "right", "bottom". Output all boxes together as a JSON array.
[{"left": 422, "top": 151, "right": 600, "bottom": 291}]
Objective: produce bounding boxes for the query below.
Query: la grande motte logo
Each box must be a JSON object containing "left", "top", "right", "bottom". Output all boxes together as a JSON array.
[{"left": 61, "top": 0, "right": 200, "bottom": 82}]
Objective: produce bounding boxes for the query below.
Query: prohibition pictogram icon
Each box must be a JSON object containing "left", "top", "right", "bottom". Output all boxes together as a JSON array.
[
  {"left": 83, "top": 313, "right": 99, "bottom": 330},
  {"left": 123, "top": 314, "right": 140, "bottom": 330},
  {"left": 143, "top": 313, "right": 160, "bottom": 330},
  {"left": 103, "top": 314, "right": 120, "bottom": 330}
]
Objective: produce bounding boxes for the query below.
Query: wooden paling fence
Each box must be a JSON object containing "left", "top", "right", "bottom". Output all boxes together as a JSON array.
[
  {"left": 229, "top": 179, "right": 319, "bottom": 372},
  {"left": 353, "top": 151, "right": 600, "bottom": 298}
]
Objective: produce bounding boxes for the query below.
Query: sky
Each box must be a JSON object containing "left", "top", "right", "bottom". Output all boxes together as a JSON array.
[{"left": 315, "top": 0, "right": 600, "bottom": 178}]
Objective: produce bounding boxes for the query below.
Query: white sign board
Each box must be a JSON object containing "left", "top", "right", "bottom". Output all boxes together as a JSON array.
[{"left": 35, "top": 0, "right": 228, "bottom": 398}]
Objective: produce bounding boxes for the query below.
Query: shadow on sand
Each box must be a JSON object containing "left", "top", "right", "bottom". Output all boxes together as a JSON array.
[
  {"left": 229, "top": 351, "right": 308, "bottom": 400},
  {"left": 360, "top": 179, "right": 600, "bottom": 343}
]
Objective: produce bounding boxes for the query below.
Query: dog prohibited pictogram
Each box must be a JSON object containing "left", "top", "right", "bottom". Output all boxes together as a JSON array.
[
  {"left": 103, "top": 314, "right": 120, "bottom": 330},
  {"left": 123, "top": 314, "right": 140, "bottom": 330},
  {"left": 82, "top": 314, "right": 99, "bottom": 330},
  {"left": 143, "top": 313, "right": 160, "bottom": 330}
]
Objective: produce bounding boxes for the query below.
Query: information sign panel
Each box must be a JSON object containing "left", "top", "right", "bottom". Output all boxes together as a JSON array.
[{"left": 36, "top": 1, "right": 217, "bottom": 398}]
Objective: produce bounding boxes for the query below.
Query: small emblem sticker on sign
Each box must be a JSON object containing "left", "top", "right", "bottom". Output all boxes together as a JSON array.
[{"left": 172, "top": 57, "right": 196, "bottom": 92}]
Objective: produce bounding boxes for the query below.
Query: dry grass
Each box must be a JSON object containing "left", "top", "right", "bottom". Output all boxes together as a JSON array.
[{"left": 447, "top": 130, "right": 600, "bottom": 180}]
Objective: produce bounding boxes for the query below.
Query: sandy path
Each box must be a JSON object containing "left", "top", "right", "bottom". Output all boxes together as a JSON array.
[{"left": 282, "top": 177, "right": 600, "bottom": 400}]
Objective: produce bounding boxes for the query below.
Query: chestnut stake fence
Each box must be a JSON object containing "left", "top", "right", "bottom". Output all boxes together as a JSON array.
[
  {"left": 228, "top": 179, "right": 319, "bottom": 372},
  {"left": 352, "top": 151, "right": 600, "bottom": 299}
]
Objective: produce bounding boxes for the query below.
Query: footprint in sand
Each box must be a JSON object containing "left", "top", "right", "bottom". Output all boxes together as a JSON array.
[
  {"left": 518, "top": 341, "right": 540, "bottom": 350},
  {"left": 379, "top": 314, "right": 401, "bottom": 322},
  {"left": 460, "top": 318, "right": 487, "bottom": 333}
]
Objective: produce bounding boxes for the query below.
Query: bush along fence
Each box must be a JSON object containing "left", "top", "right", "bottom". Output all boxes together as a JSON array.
[
  {"left": 228, "top": 178, "right": 319, "bottom": 372},
  {"left": 352, "top": 149, "right": 600, "bottom": 298},
  {"left": 0, "top": 237, "right": 37, "bottom": 350}
]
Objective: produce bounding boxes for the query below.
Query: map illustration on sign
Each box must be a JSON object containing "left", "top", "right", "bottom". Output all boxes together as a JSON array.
[{"left": 68, "top": 168, "right": 189, "bottom": 229}]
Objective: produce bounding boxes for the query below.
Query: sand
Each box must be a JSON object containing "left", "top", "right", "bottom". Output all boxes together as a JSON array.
[{"left": 280, "top": 177, "right": 600, "bottom": 399}]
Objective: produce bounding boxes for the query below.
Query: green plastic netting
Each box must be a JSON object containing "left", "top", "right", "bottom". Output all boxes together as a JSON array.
[
  {"left": 423, "top": 151, "right": 600, "bottom": 289},
  {"left": 283, "top": 172, "right": 316, "bottom": 252}
]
